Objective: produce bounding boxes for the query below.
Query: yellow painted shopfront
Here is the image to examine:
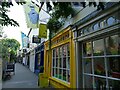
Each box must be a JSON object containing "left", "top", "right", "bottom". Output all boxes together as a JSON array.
[{"left": 44, "top": 26, "right": 76, "bottom": 88}]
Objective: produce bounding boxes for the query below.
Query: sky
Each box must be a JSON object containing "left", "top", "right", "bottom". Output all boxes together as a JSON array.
[
  {"left": 3, "top": 0, "right": 50, "bottom": 49},
  {"left": 3, "top": 0, "right": 30, "bottom": 48}
]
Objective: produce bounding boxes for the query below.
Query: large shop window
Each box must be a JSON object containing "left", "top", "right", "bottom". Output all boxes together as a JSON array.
[
  {"left": 52, "top": 44, "right": 70, "bottom": 83},
  {"left": 82, "top": 34, "right": 120, "bottom": 88}
]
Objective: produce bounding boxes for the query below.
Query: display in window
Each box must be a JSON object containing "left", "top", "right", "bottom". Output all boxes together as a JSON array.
[
  {"left": 63, "top": 70, "right": 66, "bottom": 81},
  {"left": 109, "top": 79, "right": 120, "bottom": 88},
  {"left": 63, "top": 57, "right": 66, "bottom": 68},
  {"left": 62, "top": 46, "right": 66, "bottom": 57},
  {"left": 107, "top": 57, "right": 120, "bottom": 79},
  {"left": 83, "top": 42, "right": 92, "bottom": 57},
  {"left": 67, "top": 57, "right": 70, "bottom": 69},
  {"left": 93, "top": 39, "right": 104, "bottom": 56},
  {"left": 94, "top": 77, "right": 106, "bottom": 89},
  {"left": 67, "top": 70, "right": 70, "bottom": 82},
  {"left": 94, "top": 58, "right": 105, "bottom": 76},
  {"left": 106, "top": 35, "right": 120, "bottom": 55},
  {"left": 58, "top": 69, "right": 62, "bottom": 79}
]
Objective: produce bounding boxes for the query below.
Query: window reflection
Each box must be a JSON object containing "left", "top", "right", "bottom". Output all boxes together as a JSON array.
[
  {"left": 93, "top": 39, "right": 104, "bottom": 56},
  {"left": 109, "top": 79, "right": 120, "bottom": 88},
  {"left": 94, "top": 77, "right": 106, "bottom": 89},
  {"left": 94, "top": 58, "right": 105, "bottom": 76},
  {"left": 84, "top": 75, "right": 93, "bottom": 88},
  {"left": 107, "top": 57, "right": 120, "bottom": 79},
  {"left": 83, "top": 42, "right": 92, "bottom": 57},
  {"left": 63, "top": 70, "right": 66, "bottom": 81},
  {"left": 84, "top": 58, "right": 92, "bottom": 74},
  {"left": 106, "top": 35, "right": 120, "bottom": 55}
]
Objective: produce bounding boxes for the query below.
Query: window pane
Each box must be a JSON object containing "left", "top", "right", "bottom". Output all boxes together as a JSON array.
[
  {"left": 94, "top": 77, "right": 106, "bottom": 89},
  {"left": 108, "top": 79, "right": 120, "bottom": 88},
  {"left": 67, "top": 44, "right": 70, "bottom": 56},
  {"left": 94, "top": 58, "right": 105, "bottom": 76},
  {"left": 55, "top": 68, "right": 58, "bottom": 78},
  {"left": 93, "top": 39, "right": 104, "bottom": 56},
  {"left": 56, "top": 58, "right": 58, "bottom": 67},
  {"left": 84, "top": 58, "right": 92, "bottom": 74},
  {"left": 106, "top": 35, "right": 120, "bottom": 55},
  {"left": 63, "top": 70, "right": 66, "bottom": 81},
  {"left": 53, "top": 49, "right": 55, "bottom": 57},
  {"left": 59, "top": 69, "right": 62, "bottom": 79},
  {"left": 56, "top": 48, "right": 58, "bottom": 57},
  {"left": 67, "top": 57, "right": 70, "bottom": 69},
  {"left": 63, "top": 46, "right": 66, "bottom": 57},
  {"left": 84, "top": 75, "right": 93, "bottom": 88},
  {"left": 67, "top": 70, "right": 70, "bottom": 82},
  {"left": 107, "top": 57, "right": 120, "bottom": 79},
  {"left": 52, "top": 68, "right": 55, "bottom": 76},
  {"left": 53, "top": 58, "right": 55, "bottom": 67},
  {"left": 59, "top": 47, "right": 62, "bottom": 57},
  {"left": 83, "top": 42, "right": 92, "bottom": 57},
  {"left": 63, "top": 57, "right": 66, "bottom": 68},
  {"left": 59, "top": 58, "right": 62, "bottom": 68}
]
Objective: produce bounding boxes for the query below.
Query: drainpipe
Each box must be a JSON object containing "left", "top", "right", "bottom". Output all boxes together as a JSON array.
[{"left": 74, "top": 26, "right": 82, "bottom": 88}]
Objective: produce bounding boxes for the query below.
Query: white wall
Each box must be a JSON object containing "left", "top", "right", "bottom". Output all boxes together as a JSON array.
[{"left": 29, "top": 49, "right": 35, "bottom": 72}]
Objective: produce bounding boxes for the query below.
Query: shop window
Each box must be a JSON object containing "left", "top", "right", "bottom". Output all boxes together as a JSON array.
[
  {"left": 82, "top": 34, "right": 120, "bottom": 88},
  {"left": 105, "top": 35, "right": 120, "bottom": 55},
  {"left": 52, "top": 44, "right": 70, "bottom": 82},
  {"left": 94, "top": 58, "right": 106, "bottom": 76},
  {"left": 107, "top": 57, "right": 120, "bottom": 79},
  {"left": 93, "top": 39, "right": 104, "bottom": 56},
  {"left": 107, "top": 17, "right": 115, "bottom": 26}
]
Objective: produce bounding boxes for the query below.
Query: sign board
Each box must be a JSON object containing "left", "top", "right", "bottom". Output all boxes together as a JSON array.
[{"left": 32, "top": 35, "right": 41, "bottom": 43}]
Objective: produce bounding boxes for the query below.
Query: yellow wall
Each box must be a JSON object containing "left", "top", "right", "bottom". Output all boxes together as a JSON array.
[{"left": 44, "top": 26, "right": 76, "bottom": 88}]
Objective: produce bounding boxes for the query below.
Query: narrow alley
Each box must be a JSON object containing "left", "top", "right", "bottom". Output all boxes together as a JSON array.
[{"left": 2, "top": 63, "right": 38, "bottom": 88}]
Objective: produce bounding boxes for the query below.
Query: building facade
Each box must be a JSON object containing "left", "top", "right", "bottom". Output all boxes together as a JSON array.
[
  {"left": 44, "top": 26, "right": 76, "bottom": 88},
  {"left": 72, "top": 2, "right": 120, "bottom": 88},
  {"left": 34, "top": 42, "right": 44, "bottom": 75}
]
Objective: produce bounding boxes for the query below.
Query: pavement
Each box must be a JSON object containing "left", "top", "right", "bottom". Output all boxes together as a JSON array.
[{"left": 2, "top": 63, "right": 38, "bottom": 89}]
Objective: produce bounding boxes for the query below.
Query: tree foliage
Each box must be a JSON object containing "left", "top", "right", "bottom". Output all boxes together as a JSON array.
[
  {"left": 47, "top": 2, "right": 105, "bottom": 32},
  {"left": 0, "top": 38, "right": 20, "bottom": 62},
  {"left": 0, "top": 0, "right": 26, "bottom": 26}
]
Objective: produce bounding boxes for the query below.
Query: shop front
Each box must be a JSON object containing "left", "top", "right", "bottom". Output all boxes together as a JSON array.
[
  {"left": 72, "top": 2, "right": 120, "bottom": 88},
  {"left": 44, "top": 26, "right": 76, "bottom": 88},
  {"left": 34, "top": 42, "right": 44, "bottom": 75}
]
